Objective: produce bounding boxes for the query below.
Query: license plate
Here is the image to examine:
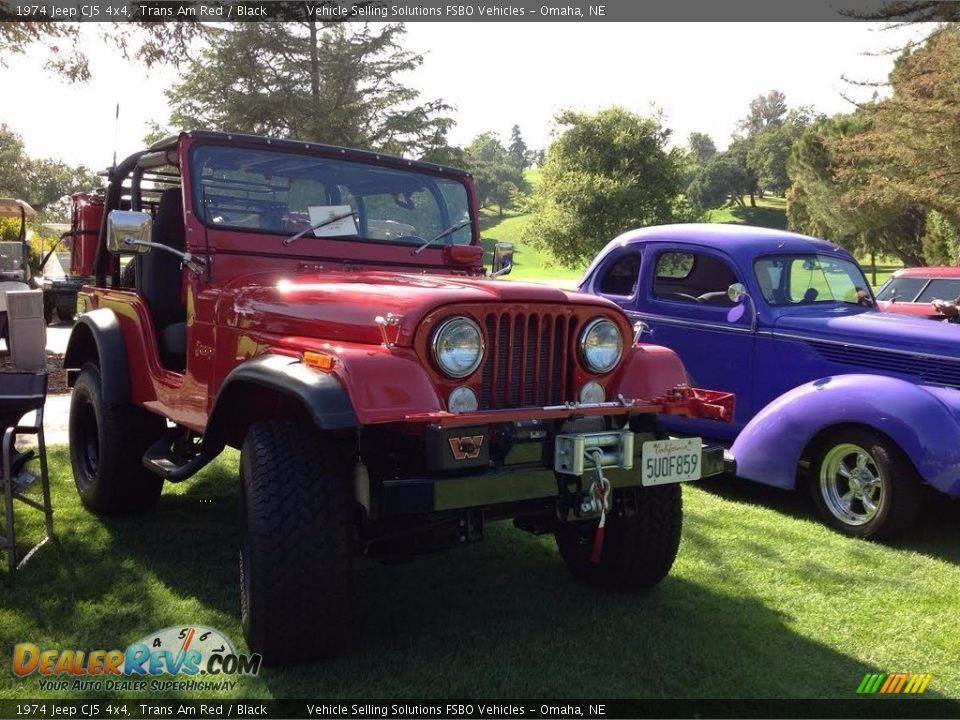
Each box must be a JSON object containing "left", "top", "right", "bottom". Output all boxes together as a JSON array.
[{"left": 640, "top": 437, "right": 702, "bottom": 486}]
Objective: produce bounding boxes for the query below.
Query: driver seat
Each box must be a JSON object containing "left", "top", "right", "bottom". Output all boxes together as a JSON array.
[{"left": 139, "top": 188, "right": 187, "bottom": 370}]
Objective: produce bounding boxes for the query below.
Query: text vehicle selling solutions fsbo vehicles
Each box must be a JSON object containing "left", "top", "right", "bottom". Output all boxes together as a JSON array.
[{"left": 64, "top": 132, "right": 733, "bottom": 664}]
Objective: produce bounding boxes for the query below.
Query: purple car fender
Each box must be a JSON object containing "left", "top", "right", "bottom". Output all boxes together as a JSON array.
[{"left": 730, "top": 373, "right": 960, "bottom": 496}]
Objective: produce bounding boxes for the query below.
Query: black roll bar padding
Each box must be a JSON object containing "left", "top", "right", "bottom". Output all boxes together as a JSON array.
[{"left": 95, "top": 150, "right": 148, "bottom": 287}]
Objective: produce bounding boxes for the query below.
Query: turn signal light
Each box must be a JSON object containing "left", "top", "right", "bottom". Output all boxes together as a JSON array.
[{"left": 303, "top": 351, "right": 336, "bottom": 371}]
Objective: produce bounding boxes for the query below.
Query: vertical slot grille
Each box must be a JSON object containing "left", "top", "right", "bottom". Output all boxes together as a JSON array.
[{"left": 479, "top": 310, "right": 576, "bottom": 409}]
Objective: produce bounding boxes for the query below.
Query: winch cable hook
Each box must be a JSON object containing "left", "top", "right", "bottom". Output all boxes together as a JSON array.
[{"left": 586, "top": 448, "right": 611, "bottom": 564}]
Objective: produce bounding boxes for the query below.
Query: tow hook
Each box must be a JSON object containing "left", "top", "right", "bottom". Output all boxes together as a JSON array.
[{"left": 584, "top": 448, "right": 610, "bottom": 563}]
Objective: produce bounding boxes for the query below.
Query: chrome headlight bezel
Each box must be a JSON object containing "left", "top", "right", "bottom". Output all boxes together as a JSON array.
[
  {"left": 431, "top": 316, "right": 484, "bottom": 379},
  {"left": 579, "top": 317, "right": 623, "bottom": 374}
]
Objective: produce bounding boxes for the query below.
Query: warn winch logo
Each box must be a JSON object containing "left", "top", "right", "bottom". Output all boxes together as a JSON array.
[{"left": 449, "top": 436, "right": 484, "bottom": 461}]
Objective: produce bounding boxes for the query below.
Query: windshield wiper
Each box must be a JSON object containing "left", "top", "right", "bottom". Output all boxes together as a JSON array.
[
  {"left": 282, "top": 210, "right": 358, "bottom": 247},
  {"left": 411, "top": 219, "right": 473, "bottom": 256}
]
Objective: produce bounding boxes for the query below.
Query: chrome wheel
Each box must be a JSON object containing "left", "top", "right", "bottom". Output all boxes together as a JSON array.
[{"left": 819, "top": 443, "right": 884, "bottom": 526}]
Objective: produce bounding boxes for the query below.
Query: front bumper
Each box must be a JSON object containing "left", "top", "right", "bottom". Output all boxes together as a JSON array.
[{"left": 367, "top": 441, "right": 728, "bottom": 517}]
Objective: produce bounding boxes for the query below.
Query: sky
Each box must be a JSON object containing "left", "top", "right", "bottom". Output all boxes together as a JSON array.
[{"left": 0, "top": 21, "right": 931, "bottom": 171}]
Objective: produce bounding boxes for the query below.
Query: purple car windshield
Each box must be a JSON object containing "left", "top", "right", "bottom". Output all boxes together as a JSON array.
[{"left": 754, "top": 254, "right": 872, "bottom": 306}]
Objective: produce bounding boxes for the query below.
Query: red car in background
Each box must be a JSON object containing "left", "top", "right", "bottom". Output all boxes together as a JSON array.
[{"left": 875, "top": 266, "right": 960, "bottom": 319}]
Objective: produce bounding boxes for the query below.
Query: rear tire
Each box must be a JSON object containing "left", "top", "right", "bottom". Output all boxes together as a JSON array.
[
  {"left": 809, "top": 427, "right": 921, "bottom": 539},
  {"left": 555, "top": 484, "right": 682, "bottom": 590},
  {"left": 56, "top": 307, "right": 74, "bottom": 323},
  {"left": 69, "top": 363, "right": 165, "bottom": 514},
  {"left": 239, "top": 419, "right": 353, "bottom": 665}
]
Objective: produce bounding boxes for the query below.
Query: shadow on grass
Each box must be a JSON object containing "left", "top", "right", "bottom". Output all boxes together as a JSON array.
[
  {"left": 722, "top": 203, "right": 788, "bottom": 230},
  {"left": 249, "top": 520, "right": 914, "bottom": 699},
  {"left": 887, "top": 492, "right": 960, "bottom": 565},
  {"left": 4, "top": 450, "right": 956, "bottom": 701},
  {"left": 697, "top": 473, "right": 960, "bottom": 566}
]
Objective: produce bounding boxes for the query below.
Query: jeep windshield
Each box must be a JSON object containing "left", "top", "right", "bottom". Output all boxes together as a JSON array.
[
  {"left": 189, "top": 144, "right": 473, "bottom": 249},
  {"left": 754, "top": 254, "right": 873, "bottom": 306}
]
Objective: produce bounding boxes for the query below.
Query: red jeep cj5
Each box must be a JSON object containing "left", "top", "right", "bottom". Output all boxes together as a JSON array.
[{"left": 65, "top": 131, "right": 733, "bottom": 664}]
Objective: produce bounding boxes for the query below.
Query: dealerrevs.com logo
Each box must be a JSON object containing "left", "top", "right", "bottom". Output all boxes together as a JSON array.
[{"left": 13, "top": 626, "right": 261, "bottom": 692}]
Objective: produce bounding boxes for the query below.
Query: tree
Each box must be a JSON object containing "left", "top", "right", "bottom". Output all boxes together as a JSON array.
[
  {"left": 784, "top": 25, "right": 960, "bottom": 266},
  {"left": 688, "top": 153, "right": 754, "bottom": 211},
  {"left": 739, "top": 89, "right": 788, "bottom": 134},
  {"left": 786, "top": 116, "right": 925, "bottom": 266},
  {"left": 163, "top": 22, "right": 453, "bottom": 158},
  {"left": 746, "top": 110, "right": 817, "bottom": 197},
  {"left": 921, "top": 210, "right": 960, "bottom": 265},
  {"left": 831, "top": 24, "right": 960, "bottom": 220},
  {"left": 0, "top": 22, "right": 207, "bottom": 82},
  {"left": 523, "top": 107, "right": 691, "bottom": 267},
  {"left": 463, "top": 132, "right": 525, "bottom": 214},
  {"left": 687, "top": 132, "right": 717, "bottom": 167},
  {"left": 507, "top": 125, "right": 529, "bottom": 170},
  {"left": 0, "top": 124, "right": 98, "bottom": 212}
]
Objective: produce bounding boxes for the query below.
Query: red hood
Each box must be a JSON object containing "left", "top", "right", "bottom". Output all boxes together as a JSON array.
[
  {"left": 877, "top": 300, "right": 940, "bottom": 319},
  {"left": 218, "top": 270, "right": 617, "bottom": 346}
]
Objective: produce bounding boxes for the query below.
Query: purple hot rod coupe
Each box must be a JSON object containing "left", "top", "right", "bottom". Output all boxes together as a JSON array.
[{"left": 580, "top": 223, "right": 960, "bottom": 539}]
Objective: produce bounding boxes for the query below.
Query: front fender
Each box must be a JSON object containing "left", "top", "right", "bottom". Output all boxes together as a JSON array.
[
  {"left": 330, "top": 344, "right": 444, "bottom": 424},
  {"left": 608, "top": 343, "right": 686, "bottom": 401},
  {"left": 206, "top": 353, "right": 359, "bottom": 450},
  {"left": 731, "top": 374, "right": 960, "bottom": 495}
]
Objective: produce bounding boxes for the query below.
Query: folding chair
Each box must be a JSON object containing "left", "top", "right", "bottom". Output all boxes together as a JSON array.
[{"left": 0, "top": 371, "right": 53, "bottom": 573}]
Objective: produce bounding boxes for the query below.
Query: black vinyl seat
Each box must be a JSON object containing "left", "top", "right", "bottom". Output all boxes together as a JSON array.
[
  {"left": 0, "top": 371, "right": 52, "bottom": 573},
  {"left": 139, "top": 188, "right": 187, "bottom": 370}
]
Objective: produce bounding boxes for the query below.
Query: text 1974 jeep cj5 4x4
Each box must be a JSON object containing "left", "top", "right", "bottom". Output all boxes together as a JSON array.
[{"left": 64, "top": 131, "right": 733, "bottom": 664}]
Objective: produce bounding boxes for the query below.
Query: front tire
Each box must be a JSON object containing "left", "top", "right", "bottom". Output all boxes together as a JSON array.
[
  {"left": 69, "top": 363, "right": 165, "bottom": 514},
  {"left": 809, "top": 428, "right": 921, "bottom": 539},
  {"left": 239, "top": 419, "right": 353, "bottom": 665},
  {"left": 555, "top": 484, "right": 682, "bottom": 590}
]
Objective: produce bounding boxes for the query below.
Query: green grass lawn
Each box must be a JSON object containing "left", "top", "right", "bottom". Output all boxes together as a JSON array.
[
  {"left": 704, "top": 196, "right": 789, "bottom": 230},
  {"left": 479, "top": 208, "right": 584, "bottom": 285},
  {"left": 3, "top": 448, "right": 959, "bottom": 700}
]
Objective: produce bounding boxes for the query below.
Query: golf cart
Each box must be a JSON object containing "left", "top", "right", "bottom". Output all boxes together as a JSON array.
[{"left": 0, "top": 199, "right": 36, "bottom": 342}]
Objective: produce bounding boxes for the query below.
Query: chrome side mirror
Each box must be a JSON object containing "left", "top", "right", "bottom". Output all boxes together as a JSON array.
[
  {"left": 106, "top": 208, "right": 205, "bottom": 275},
  {"left": 727, "top": 282, "right": 758, "bottom": 333},
  {"left": 491, "top": 242, "right": 514, "bottom": 277},
  {"left": 107, "top": 210, "right": 152, "bottom": 255},
  {"left": 727, "top": 282, "right": 749, "bottom": 303}
]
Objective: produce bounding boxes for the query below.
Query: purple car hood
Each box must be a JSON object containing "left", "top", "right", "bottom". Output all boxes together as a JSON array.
[{"left": 772, "top": 305, "right": 960, "bottom": 359}]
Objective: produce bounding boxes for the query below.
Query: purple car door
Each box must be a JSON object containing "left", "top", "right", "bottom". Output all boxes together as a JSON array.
[{"left": 594, "top": 243, "right": 755, "bottom": 441}]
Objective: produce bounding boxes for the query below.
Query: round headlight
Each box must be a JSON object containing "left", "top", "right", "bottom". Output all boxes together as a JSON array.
[
  {"left": 579, "top": 380, "right": 605, "bottom": 404},
  {"left": 579, "top": 318, "right": 623, "bottom": 373},
  {"left": 432, "top": 316, "right": 484, "bottom": 378},
  {"left": 448, "top": 386, "right": 478, "bottom": 414}
]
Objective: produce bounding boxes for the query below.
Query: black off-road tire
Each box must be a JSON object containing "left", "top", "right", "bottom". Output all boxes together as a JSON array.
[
  {"left": 44, "top": 301, "right": 54, "bottom": 326},
  {"left": 555, "top": 484, "right": 682, "bottom": 590},
  {"left": 56, "top": 306, "right": 75, "bottom": 323},
  {"left": 69, "top": 362, "right": 165, "bottom": 514},
  {"left": 809, "top": 427, "right": 921, "bottom": 540},
  {"left": 240, "top": 419, "right": 353, "bottom": 665}
]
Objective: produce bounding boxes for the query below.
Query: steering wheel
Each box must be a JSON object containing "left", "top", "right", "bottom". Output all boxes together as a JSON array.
[{"left": 393, "top": 235, "right": 427, "bottom": 244}]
